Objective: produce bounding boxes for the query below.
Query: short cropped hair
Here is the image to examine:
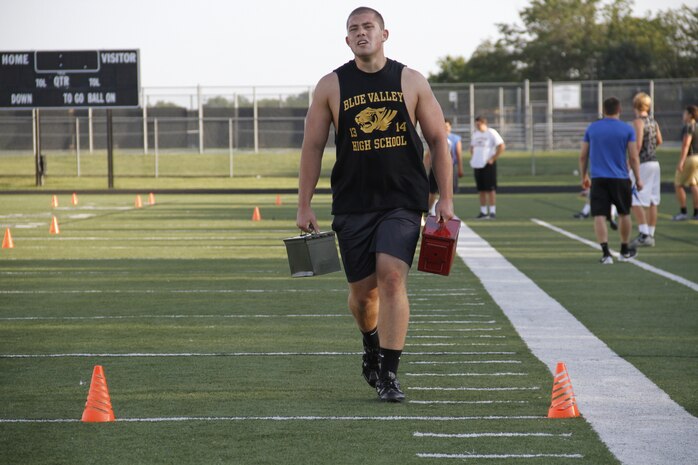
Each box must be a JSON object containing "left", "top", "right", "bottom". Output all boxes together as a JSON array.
[
  {"left": 347, "top": 6, "right": 385, "bottom": 30},
  {"left": 686, "top": 105, "right": 698, "bottom": 120},
  {"left": 633, "top": 92, "right": 651, "bottom": 112},
  {"left": 603, "top": 97, "right": 621, "bottom": 116},
  {"left": 445, "top": 118, "right": 453, "bottom": 125},
  {"left": 475, "top": 115, "right": 488, "bottom": 124}
]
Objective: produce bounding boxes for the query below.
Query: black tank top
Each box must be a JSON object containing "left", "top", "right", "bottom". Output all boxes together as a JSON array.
[{"left": 331, "top": 59, "right": 428, "bottom": 215}]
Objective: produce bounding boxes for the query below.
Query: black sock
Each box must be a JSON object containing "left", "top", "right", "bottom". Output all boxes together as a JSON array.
[
  {"left": 681, "top": 207, "right": 687, "bottom": 214},
  {"left": 620, "top": 243, "right": 629, "bottom": 255},
  {"left": 362, "top": 327, "right": 379, "bottom": 351},
  {"left": 601, "top": 242, "right": 610, "bottom": 256},
  {"left": 694, "top": 208, "right": 698, "bottom": 217},
  {"left": 379, "top": 348, "right": 402, "bottom": 378}
]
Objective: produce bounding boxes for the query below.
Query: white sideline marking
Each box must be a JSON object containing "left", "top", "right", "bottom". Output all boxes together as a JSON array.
[
  {"left": 409, "top": 400, "right": 528, "bottom": 405},
  {"left": 405, "top": 372, "right": 526, "bottom": 377},
  {"left": 414, "top": 432, "right": 572, "bottom": 438},
  {"left": 0, "top": 351, "right": 512, "bottom": 359},
  {"left": 532, "top": 218, "right": 698, "bottom": 292},
  {"left": 417, "top": 453, "right": 583, "bottom": 459},
  {"left": 0, "top": 415, "right": 543, "bottom": 424},
  {"left": 457, "top": 222, "right": 698, "bottom": 464}
]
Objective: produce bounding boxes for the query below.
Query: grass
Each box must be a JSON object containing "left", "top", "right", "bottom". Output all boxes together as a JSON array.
[
  {"left": 0, "top": 191, "right": 695, "bottom": 464},
  {"left": 0, "top": 147, "right": 682, "bottom": 190}
]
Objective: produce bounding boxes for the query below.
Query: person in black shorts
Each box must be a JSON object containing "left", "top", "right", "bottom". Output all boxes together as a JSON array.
[
  {"left": 579, "top": 97, "right": 643, "bottom": 264},
  {"left": 296, "top": 7, "right": 454, "bottom": 402}
]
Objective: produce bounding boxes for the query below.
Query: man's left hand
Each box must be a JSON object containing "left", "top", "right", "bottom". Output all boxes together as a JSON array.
[{"left": 435, "top": 198, "right": 455, "bottom": 223}]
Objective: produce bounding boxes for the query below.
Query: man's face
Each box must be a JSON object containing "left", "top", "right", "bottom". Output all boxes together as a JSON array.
[
  {"left": 346, "top": 13, "right": 388, "bottom": 58},
  {"left": 445, "top": 121, "right": 452, "bottom": 133},
  {"left": 475, "top": 121, "right": 486, "bottom": 132}
]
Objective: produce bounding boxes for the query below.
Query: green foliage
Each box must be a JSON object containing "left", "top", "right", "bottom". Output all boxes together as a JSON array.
[{"left": 429, "top": 0, "right": 698, "bottom": 82}]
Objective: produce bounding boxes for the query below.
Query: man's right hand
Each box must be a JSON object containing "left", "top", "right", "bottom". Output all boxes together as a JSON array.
[{"left": 296, "top": 206, "right": 320, "bottom": 233}]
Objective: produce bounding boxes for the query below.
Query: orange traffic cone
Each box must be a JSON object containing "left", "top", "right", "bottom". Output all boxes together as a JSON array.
[
  {"left": 2, "top": 228, "right": 14, "bottom": 249},
  {"left": 51, "top": 195, "right": 59, "bottom": 208},
  {"left": 275, "top": 194, "right": 282, "bottom": 206},
  {"left": 148, "top": 193, "right": 155, "bottom": 206},
  {"left": 71, "top": 192, "right": 79, "bottom": 206},
  {"left": 81, "top": 365, "right": 115, "bottom": 422},
  {"left": 547, "top": 362, "right": 580, "bottom": 419},
  {"left": 49, "top": 216, "right": 60, "bottom": 235},
  {"left": 134, "top": 195, "right": 143, "bottom": 209},
  {"left": 252, "top": 207, "right": 262, "bottom": 221}
]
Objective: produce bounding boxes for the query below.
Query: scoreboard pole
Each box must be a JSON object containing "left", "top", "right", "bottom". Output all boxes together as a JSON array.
[
  {"left": 107, "top": 109, "right": 114, "bottom": 189},
  {"left": 34, "top": 109, "right": 42, "bottom": 187}
]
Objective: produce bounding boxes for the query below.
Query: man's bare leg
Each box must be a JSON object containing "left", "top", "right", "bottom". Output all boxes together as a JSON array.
[
  {"left": 374, "top": 252, "right": 411, "bottom": 402},
  {"left": 348, "top": 274, "right": 380, "bottom": 387}
]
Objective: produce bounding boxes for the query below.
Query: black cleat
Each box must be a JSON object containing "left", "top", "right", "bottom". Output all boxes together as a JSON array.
[
  {"left": 475, "top": 212, "right": 489, "bottom": 220},
  {"left": 573, "top": 211, "right": 589, "bottom": 219},
  {"left": 362, "top": 346, "right": 380, "bottom": 388},
  {"left": 376, "top": 372, "right": 405, "bottom": 403},
  {"left": 608, "top": 218, "right": 618, "bottom": 230}
]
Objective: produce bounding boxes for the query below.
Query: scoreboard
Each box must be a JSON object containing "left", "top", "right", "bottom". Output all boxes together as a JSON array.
[{"left": 0, "top": 50, "right": 140, "bottom": 108}]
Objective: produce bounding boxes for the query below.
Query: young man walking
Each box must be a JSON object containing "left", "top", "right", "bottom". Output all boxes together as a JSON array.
[
  {"left": 470, "top": 116, "right": 504, "bottom": 219},
  {"left": 629, "top": 92, "right": 663, "bottom": 247},
  {"left": 579, "top": 97, "right": 643, "bottom": 264},
  {"left": 296, "top": 7, "right": 454, "bottom": 402}
]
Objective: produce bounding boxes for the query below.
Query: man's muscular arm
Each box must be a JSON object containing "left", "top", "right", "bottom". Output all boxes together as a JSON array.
[{"left": 297, "top": 73, "right": 337, "bottom": 233}]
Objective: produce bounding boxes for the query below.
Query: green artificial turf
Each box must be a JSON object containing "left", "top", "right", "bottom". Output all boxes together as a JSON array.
[{"left": 0, "top": 193, "right": 628, "bottom": 464}]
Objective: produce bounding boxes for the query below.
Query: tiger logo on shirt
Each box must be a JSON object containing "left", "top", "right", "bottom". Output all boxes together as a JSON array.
[{"left": 355, "top": 107, "right": 398, "bottom": 134}]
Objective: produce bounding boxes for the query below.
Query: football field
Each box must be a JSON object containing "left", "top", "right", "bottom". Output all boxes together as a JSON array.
[{"left": 0, "top": 192, "right": 696, "bottom": 464}]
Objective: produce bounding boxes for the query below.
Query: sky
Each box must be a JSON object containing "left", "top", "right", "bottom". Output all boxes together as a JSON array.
[{"left": 0, "top": 0, "right": 693, "bottom": 89}]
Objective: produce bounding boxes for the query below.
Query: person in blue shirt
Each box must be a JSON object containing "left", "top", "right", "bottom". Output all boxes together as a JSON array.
[
  {"left": 425, "top": 119, "right": 463, "bottom": 215},
  {"left": 579, "top": 97, "right": 643, "bottom": 264}
]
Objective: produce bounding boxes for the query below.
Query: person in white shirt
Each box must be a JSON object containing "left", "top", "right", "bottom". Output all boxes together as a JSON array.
[{"left": 470, "top": 116, "right": 505, "bottom": 219}]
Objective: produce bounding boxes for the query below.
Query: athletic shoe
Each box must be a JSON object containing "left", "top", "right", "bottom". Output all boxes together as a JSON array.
[
  {"left": 376, "top": 371, "right": 405, "bottom": 403},
  {"left": 573, "top": 212, "right": 589, "bottom": 219},
  {"left": 630, "top": 234, "right": 655, "bottom": 248},
  {"left": 617, "top": 248, "right": 638, "bottom": 262},
  {"left": 362, "top": 346, "right": 380, "bottom": 388},
  {"left": 599, "top": 255, "right": 613, "bottom": 265},
  {"left": 692, "top": 215, "right": 698, "bottom": 221},
  {"left": 489, "top": 213, "right": 496, "bottom": 220},
  {"left": 608, "top": 218, "right": 618, "bottom": 231},
  {"left": 475, "top": 212, "right": 489, "bottom": 220},
  {"left": 672, "top": 213, "right": 688, "bottom": 221}
]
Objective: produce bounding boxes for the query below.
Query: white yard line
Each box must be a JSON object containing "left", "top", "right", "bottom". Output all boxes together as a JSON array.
[
  {"left": 409, "top": 400, "right": 528, "bottom": 405},
  {"left": 0, "top": 415, "right": 544, "bottom": 424},
  {"left": 414, "top": 432, "right": 571, "bottom": 438},
  {"left": 0, "top": 350, "right": 513, "bottom": 359},
  {"left": 532, "top": 218, "right": 698, "bottom": 292},
  {"left": 417, "top": 453, "right": 583, "bottom": 459},
  {"left": 0, "top": 313, "right": 347, "bottom": 321},
  {"left": 457, "top": 222, "right": 698, "bottom": 465}
]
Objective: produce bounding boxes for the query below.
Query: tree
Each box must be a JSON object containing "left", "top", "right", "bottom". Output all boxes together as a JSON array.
[{"left": 428, "top": 0, "right": 698, "bottom": 83}]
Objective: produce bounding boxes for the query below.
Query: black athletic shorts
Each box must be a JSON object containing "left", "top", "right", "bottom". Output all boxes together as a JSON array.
[
  {"left": 473, "top": 162, "right": 497, "bottom": 191},
  {"left": 331, "top": 208, "right": 422, "bottom": 283},
  {"left": 428, "top": 170, "right": 439, "bottom": 194},
  {"left": 428, "top": 165, "right": 459, "bottom": 194},
  {"left": 590, "top": 177, "right": 632, "bottom": 216}
]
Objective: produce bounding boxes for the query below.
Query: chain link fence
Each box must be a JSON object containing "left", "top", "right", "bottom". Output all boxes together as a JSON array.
[{"left": 1, "top": 78, "right": 695, "bottom": 178}]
